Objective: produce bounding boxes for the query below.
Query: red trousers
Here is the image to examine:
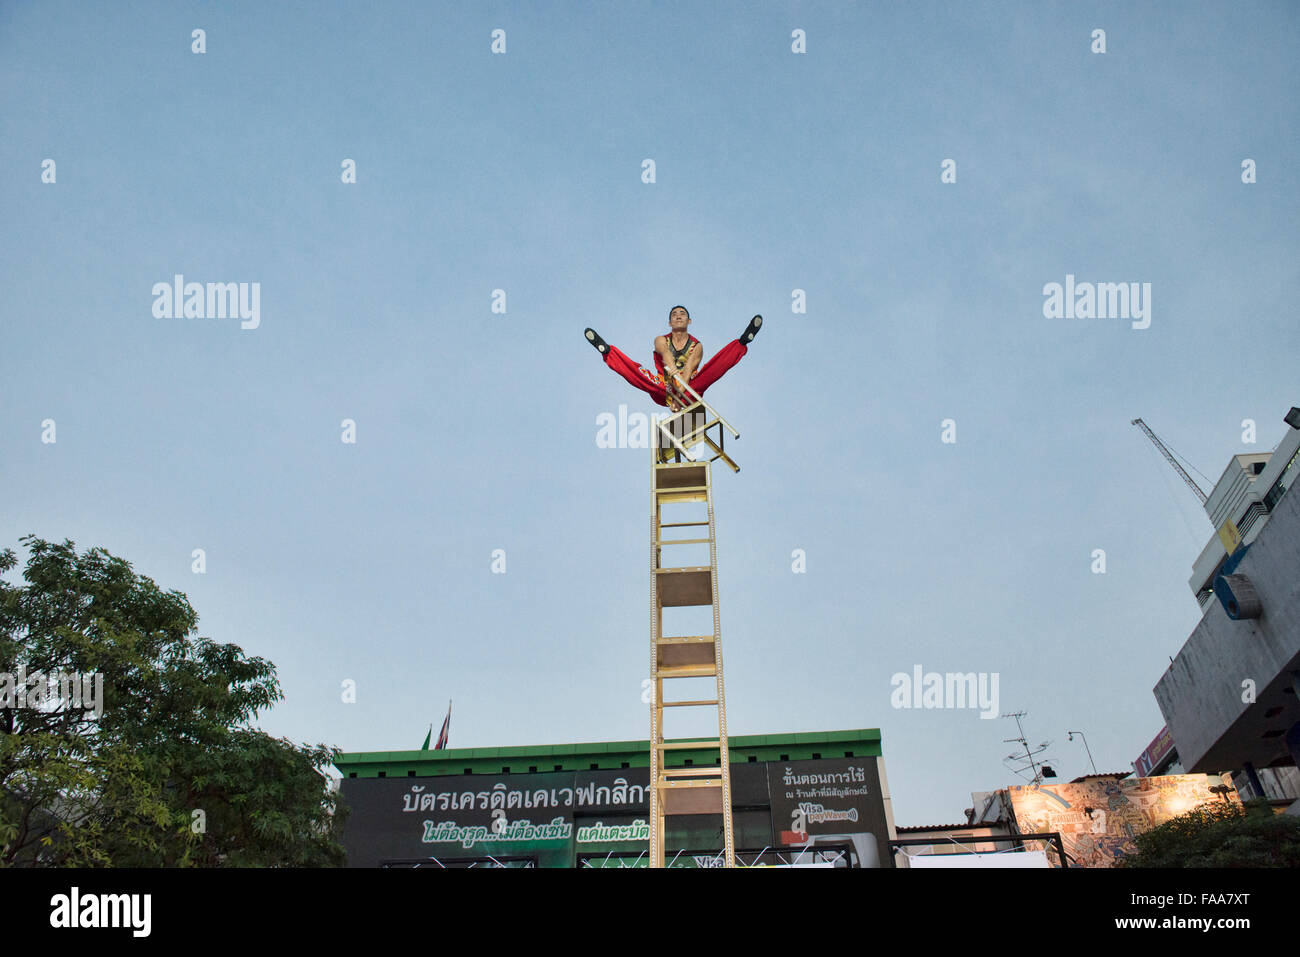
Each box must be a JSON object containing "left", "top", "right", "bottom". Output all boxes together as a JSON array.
[{"left": 603, "top": 340, "right": 748, "bottom": 408}]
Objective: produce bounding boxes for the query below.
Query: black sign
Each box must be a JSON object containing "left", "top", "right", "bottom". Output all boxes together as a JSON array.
[
  {"left": 766, "top": 758, "right": 891, "bottom": 866},
  {"left": 339, "top": 759, "right": 890, "bottom": 866}
]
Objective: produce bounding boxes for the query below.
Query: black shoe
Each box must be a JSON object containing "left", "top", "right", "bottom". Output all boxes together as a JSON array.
[
  {"left": 584, "top": 328, "right": 609, "bottom": 355},
  {"left": 740, "top": 314, "right": 762, "bottom": 344}
]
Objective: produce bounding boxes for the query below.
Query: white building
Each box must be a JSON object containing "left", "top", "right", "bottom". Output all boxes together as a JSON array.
[
  {"left": 1154, "top": 407, "right": 1300, "bottom": 810},
  {"left": 1187, "top": 421, "right": 1300, "bottom": 610}
]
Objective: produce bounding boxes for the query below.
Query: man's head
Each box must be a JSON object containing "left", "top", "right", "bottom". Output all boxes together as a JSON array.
[{"left": 668, "top": 305, "right": 690, "bottom": 330}]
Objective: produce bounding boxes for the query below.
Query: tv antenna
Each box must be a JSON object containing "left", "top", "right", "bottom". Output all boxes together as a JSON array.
[{"left": 1001, "top": 711, "right": 1056, "bottom": 785}]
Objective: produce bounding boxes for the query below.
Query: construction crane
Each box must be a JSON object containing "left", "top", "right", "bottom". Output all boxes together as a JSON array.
[{"left": 1131, "top": 418, "right": 1208, "bottom": 506}]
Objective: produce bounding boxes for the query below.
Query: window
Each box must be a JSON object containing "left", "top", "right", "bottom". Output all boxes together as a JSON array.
[
  {"left": 748, "top": 755, "right": 757, "bottom": 762},
  {"left": 621, "top": 762, "right": 630, "bottom": 769},
  {"left": 502, "top": 767, "right": 510, "bottom": 774},
  {"left": 407, "top": 771, "right": 415, "bottom": 777},
  {"left": 812, "top": 753, "right": 821, "bottom": 759},
  {"left": 529, "top": 765, "right": 537, "bottom": 773},
  {"left": 554, "top": 764, "right": 563, "bottom": 771},
  {"left": 780, "top": 754, "right": 789, "bottom": 761},
  {"left": 463, "top": 769, "right": 473, "bottom": 775},
  {"left": 348, "top": 772, "right": 357, "bottom": 778},
  {"left": 590, "top": 763, "right": 599, "bottom": 770},
  {"left": 844, "top": 751, "right": 854, "bottom": 757},
  {"left": 1264, "top": 449, "right": 1298, "bottom": 510},
  {"left": 378, "top": 772, "right": 386, "bottom": 778},
  {"left": 684, "top": 759, "right": 693, "bottom": 766}
]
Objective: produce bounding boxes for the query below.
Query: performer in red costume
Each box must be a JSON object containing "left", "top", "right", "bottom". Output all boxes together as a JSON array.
[{"left": 585, "top": 306, "right": 761, "bottom": 411}]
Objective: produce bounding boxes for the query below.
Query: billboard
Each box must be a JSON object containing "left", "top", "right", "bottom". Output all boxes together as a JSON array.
[
  {"left": 1134, "top": 726, "right": 1176, "bottom": 777},
  {"left": 766, "top": 757, "right": 891, "bottom": 868},
  {"left": 1005, "top": 774, "right": 1238, "bottom": 868},
  {"left": 340, "top": 758, "right": 893, "bottom": 867}
]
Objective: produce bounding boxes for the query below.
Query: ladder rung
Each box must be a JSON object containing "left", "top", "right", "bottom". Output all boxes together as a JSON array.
[
  {"left": 659, "top": 778, "right": 723, "bottom": 789},
  {"left": 659, "top": 739, "right": 720, "bottom": 751},
  {"left": 655, "top": 489, "right": 708, "bottom": 505},
  {"left": 655, "top": 664, "right": 716, "bottom": 677},
  {"left": 656, "top": 491, "right": 708, "bottom": 505},
  {"left": 661, "top": 766, "right": 724, "bottom": 778},
  {"left": 656, "top": 635, "right": 715, "bottom": 644},
  {"left": 660, "top": 699, "right": 719, "bottom": 708},
  {"left": 654, "top": 537, "right": 711, "bottom": 546},
  {"left": 659, "top": 521, "right": 709, "bottom": 528}
]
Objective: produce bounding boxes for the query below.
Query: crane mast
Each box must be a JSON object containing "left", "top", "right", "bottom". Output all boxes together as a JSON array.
[{"left": 1131, "top": 418, "right": 1208, "bottom": 505}]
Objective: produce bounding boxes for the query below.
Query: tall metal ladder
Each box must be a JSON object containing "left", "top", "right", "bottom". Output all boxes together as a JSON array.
[{"left": 648, "top": 375, "right": 740, "bottom": 867}]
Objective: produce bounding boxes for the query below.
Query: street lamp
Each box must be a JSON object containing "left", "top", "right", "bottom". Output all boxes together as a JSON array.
[{"left": 1067, "top": 731, "right": 1098, "bottom": 775}]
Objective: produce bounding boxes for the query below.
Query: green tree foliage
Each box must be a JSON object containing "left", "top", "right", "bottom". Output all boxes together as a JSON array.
[
  {"left": 0, "top": 536, "right": 346, "bottom": 866},
  {"left": 1119, "top": 798, "right": 1300, "bottom": 868}
]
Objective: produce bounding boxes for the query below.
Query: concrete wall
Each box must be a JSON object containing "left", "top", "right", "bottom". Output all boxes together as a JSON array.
[
  {"left": 1227, "top": 764, "right": 1300, "bottom": 802},
  {"left": 1154, "top": 475, "right": 1300, "bottom": 772}
]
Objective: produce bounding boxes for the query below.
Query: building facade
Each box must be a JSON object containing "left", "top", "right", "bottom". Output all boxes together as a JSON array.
[
  {"left": 1186, "top": 421, "right": 1299, "bottom": 611},
  {"left": 1154, "top": 408, "right": 1300, "bottom": 806}
]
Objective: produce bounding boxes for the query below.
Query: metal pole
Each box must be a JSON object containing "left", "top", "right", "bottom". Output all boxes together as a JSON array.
[{"left": 1068, "top": 731, "right": 1098, "bottom": 775}]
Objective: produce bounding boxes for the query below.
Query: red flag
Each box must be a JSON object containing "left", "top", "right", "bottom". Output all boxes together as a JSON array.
[{"left": 434, "top": 701, "right": 451, "bottom": 750}]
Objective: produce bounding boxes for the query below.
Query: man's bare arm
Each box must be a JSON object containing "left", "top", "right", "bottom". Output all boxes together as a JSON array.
[
  {"left": 683, "top": 340, "right": 703, "bottom": 380},
  {"left": 654, "top": 335, "right": 674, "bottom": 369}
]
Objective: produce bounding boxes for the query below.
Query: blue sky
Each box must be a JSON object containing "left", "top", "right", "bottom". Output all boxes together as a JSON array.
[{"left": 2, "top": 0, "right": 1298, "bottom": 828}]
